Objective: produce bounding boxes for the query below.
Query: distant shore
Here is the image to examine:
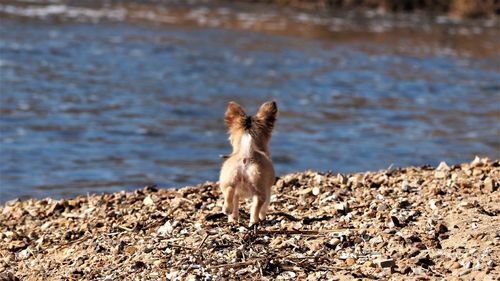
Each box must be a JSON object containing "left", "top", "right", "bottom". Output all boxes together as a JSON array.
[
  {"left": 1, "top": 157, "right": 498, "bottom": 280},
  {"left": 232, "top": 0, "right": 498, "bottom": 18}
]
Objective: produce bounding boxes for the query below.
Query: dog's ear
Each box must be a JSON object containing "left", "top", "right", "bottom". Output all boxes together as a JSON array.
[
  {"left": 225, "top": 101, "right": 246, "bottom": 128},
  {"left": 256, "top": 101, "right": 278, "bottom": 129}
]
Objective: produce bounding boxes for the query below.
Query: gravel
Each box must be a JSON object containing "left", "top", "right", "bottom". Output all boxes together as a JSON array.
[{"left": 1, "top": 157, "right": 498, "bottom": 280}]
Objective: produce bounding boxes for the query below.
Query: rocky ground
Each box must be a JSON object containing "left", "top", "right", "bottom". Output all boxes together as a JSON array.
[
  {"left": 1, "top": 156, "right": 498, "bottom": 280},
  {"left": 235, "top": 0, "right": 498, "bottom": 18}
]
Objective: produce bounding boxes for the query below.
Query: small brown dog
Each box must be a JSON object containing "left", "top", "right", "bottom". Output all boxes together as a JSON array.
[{"left": 219, "top": 101, "right": 278, "bottom": 226}]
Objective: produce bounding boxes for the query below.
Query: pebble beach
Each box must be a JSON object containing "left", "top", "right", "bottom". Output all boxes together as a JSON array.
[{"left": 1, "top": 156, "right": 498, "bottom": 280}]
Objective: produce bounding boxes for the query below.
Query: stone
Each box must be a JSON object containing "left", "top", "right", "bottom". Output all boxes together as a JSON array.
[
  {"left": 312, "top": 187, "right": 320, "bottom": 196},
  {"left": 143, "top": 196, "right": 155, "bottom": 206},
  {"left": 4, "top": 158, "right": 499, "bottom": 280},
  {"left": 124, "top": 246, "right": 137, "bottom": 254},
  {"left": 459, "top": 201, "right": 474, "bottom": 209},
  {"left": 429, "top": 199, "right": 439, "bottom": 210},
  {"left": 0, "top": 272, "right": 19, "bottom": 281},
  {"left": 435, "top": 223, "right": 448, "bottom": 234},
  {"left": 280, "top": 271, "right": 296, "bottom": 279},
  {"left": 400, "top": 265, "right": 412, "bottom": 274},
  {"left": 18, "top": 249, "right": 30, "bottom": 260},
  {"left": 348, "top": 176, "right": 359, "bottom": 188},
  {"left": 401, "top": 180, "right": 411, "bottom": 192},
  {"left": 434, "top": 170, "right": 447, "bottom": 179},
  {"left": 157, "top": 221, "right": 174, "bottom": 236},
  {"left": 370, "top": 235, "right": 384, "bottom": 245},
  {"left": 334, "top": 202, "right": 349, "bottom": 213},
  {"left": 398, "top": 198, "right": 411, "bottom": 208},
  {"left": 484, "top": 177, "right": 496, "bottom": 192},
  {"left": 337, "top": 174, "right": 348, "bottom": 185},
  {"left": 471, "top": 156, "right": 482, "bottom": 167},
  {"left": 388, "top": 216, "right": 401, "bottom": 228},
  {"left": 345, "top": 258, "right": 356, "bottom": 266},
  {"left": 8, "top": 240, "right": 26, "bottom": 251},
  {"left": 414, "top": 253, "right": 434, "bottom": 267},
  {"left": 459, "top": 269, "right": 472, "bottom": 276},
  {"left": 375, "top": 258, "right": 395, "bottom": 268},
  {"left": 296, "top": 188, "right": 312, "bottom": 195},
  {"left": 408, "top": 248, "right": 421, "bottom": 258},
  {"left": 472, "top": 169, "right": 482, "bottom": 176},
  {"left": 377, "top": 203, "right": 389, "bottom": 211},
  {"left": 364, "top": 260, "right": 375, "bottom": 268},
  {"left": 328, "top": 238, "right": 341, "bottom": 247},
  {"left": 5, "top": 198, "right": 20, "bottom": 206},
  {"left": 436, "top": 161, "right": 450, "bottom": 171}
]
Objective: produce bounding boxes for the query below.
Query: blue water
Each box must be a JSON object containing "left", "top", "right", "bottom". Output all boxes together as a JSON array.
[{"left": 0, "top": 12, "right": 499, "bottom": 201}]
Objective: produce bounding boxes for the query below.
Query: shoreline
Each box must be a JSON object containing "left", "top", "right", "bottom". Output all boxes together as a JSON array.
[
  {"left": 1, "top": 157, "right": 498, "bottom": 280},
  {"left": 230, "top": 0, "right": 498, "bottom": 19}
]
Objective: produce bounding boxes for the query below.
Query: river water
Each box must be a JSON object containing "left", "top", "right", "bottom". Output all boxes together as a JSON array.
[{"left": 0, "top": 1, "right": 499, "bottom": 201}]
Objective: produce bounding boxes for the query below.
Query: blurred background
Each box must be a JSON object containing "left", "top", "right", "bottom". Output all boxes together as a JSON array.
[{"left": 0, "top": 0, "right": 499, "bottom": 201}]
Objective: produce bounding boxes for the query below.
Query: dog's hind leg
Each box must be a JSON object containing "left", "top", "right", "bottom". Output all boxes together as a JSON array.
[
  {"left": 223, "top": 185, "right": 235, "bottom": 222},
  {"left": 230, "top": 194, "right": 239, "bottom": 223},
  {"left": 259, "top": 196, "right": 270, "bottom": 221},
  {"left": 249, "top": 193, "right": 265, "bottom": 226}
]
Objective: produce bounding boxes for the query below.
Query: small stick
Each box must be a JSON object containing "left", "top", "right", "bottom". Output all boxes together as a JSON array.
[
  {"left": 54, "top": 235, "right": 90, "bottom": 248},
  {"left": 257, "top": 260, "right": 263, "bottom": 277},
  {"left": 270, "top": 211, "right": 300, "bottom": 221},
  {"left": 210, "top": 259, "right": 264, "bottom": 269},
  {"left": 257, "top": 229, "right": 348, "bottom": 235},
  {"left": 117, "top": 225, "right": 134, "bottom": 232},
  {"left": 350, "top": 204, "right": 369, "bottom": 209},
  {"left": 280, "top": 195, "right": 299, "bottom": 201},
  {"left": 210, "top": 255, "right": 320, "bottom": 270},
  {"left": 198, "top": 233, "right": 210, "bottom": 249},
  {"left": 167, "top": 243, "right": 196, "bottom": 250},
  {"left": 179, "top": 197, "right": 195, "bottom": 204}
]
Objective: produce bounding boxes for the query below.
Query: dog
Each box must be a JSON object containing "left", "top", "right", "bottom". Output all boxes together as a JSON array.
[{"left": 219, "top": 101, "right": 278, "bottom": 226}]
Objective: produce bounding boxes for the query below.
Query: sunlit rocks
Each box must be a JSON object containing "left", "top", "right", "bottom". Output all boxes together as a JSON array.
[{"left": 0, "top": 157, "right": 498, "bottom": 279}]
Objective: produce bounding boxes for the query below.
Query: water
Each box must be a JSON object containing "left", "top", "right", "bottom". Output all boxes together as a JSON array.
[{"left": 0, "top": 2, "right": 499, "bottom": 202}]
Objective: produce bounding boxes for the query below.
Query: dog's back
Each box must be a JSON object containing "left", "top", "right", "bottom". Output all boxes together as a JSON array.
[
  {"left": 219, "top": 101, "right": 278, "bottom": 226},
  {"left": 220, "top": 132, "right": 274, "bottom": 199}
]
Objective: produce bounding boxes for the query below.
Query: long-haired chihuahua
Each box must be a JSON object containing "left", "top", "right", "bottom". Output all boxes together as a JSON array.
[{"left": 219, "top": 101, "right": 278, "bottom": 226}]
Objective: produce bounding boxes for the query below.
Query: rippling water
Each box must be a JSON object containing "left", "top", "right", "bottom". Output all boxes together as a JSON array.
[{"left": 0, "top": 1, "right": 499, "bottom": 201}]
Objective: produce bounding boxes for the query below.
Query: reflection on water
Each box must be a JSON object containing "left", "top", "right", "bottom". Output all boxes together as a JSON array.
[{"left": 0, "top": 2, "right": 499, "bottom": 201}]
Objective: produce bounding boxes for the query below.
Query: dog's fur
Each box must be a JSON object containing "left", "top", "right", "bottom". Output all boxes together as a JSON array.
[{"left": 219, "top": 101, "right": 278, "bottom": 226}]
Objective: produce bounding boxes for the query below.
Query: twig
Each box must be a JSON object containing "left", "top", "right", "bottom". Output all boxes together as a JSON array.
[
  {"left": 54, "top": 235, "right": 90, "bottom": 249},
  {"left": 179, "top": 197, "right": 195, "bottom": 204},
  {"left": 210, "top": 259, "right": 264, "bottom": 269},
  {"left": 198, "top": 233, "right": 210, "bottom": 249},
  {"left": 281, "top": 195, "right": 299, "bottom": 201},
  {"left": 209, "top": 255, "right": 320, "bottom": 270},
  {"left": 257, "top": 260, "right": 263, "bottom": 278},
  {"left": 315, "top": 265, "right": 347, "bottom": 271},
  {"left": 284, "top": 255, "right": 317, "bottom": 261},
  {"left": 350, "top": 204, "right": 369, "bottom": 209},
  {"left": 257, "top": 229, "right": 348, "bottom": 236},
  {"left": 270, "top": 211, "right": 300, "bottom": 221},
  {"left": 117, "top": 225, "right": 134, "bottom": 232}
]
